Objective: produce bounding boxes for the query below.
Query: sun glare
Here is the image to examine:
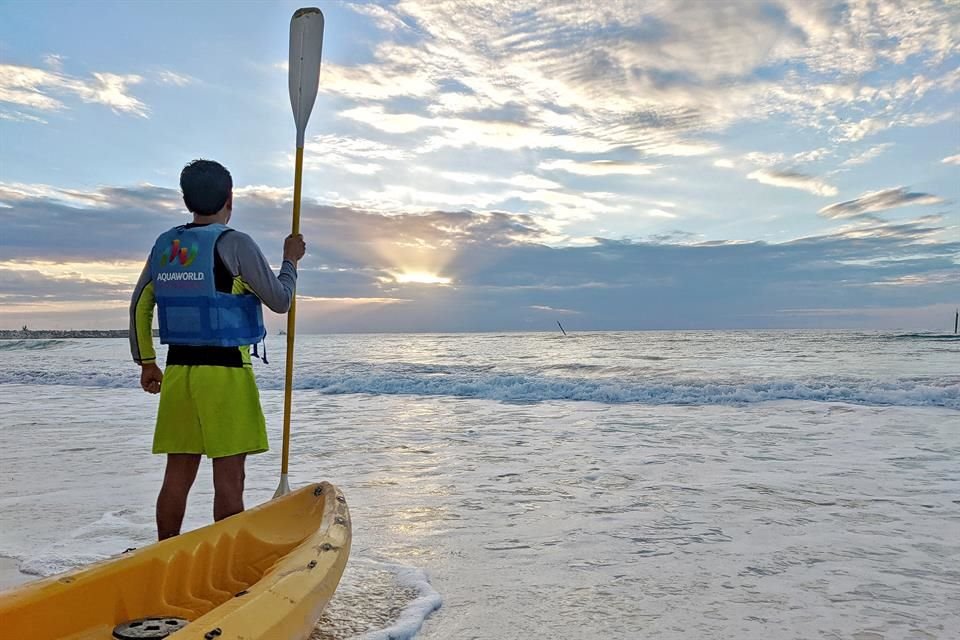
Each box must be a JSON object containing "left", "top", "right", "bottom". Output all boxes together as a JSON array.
[{"left": 392, "top": 271, "right": 452, "bottom": 285}]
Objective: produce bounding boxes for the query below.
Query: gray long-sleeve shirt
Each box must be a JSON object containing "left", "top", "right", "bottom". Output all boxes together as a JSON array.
[{"left": 130, "top": 226, "right": 296, "bottom": 364}]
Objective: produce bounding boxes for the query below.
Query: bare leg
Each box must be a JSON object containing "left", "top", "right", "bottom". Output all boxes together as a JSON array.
[
  {"left": 212, "top": 453, "right": 246, "bottom": 522},
  {"left": 157, "top": 453, "right": 201, "bottom": 540}
]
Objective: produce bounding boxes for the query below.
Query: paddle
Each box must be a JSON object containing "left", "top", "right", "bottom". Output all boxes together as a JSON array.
[{"left": 275, "top": 7, "right": 325, "bottom": 498}]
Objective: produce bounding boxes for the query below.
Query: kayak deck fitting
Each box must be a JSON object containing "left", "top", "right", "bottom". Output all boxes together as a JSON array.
[{"left": 0, "top": 482, "right": 351, "bottom": 640}]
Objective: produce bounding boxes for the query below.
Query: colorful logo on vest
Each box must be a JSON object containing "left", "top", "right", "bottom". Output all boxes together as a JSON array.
[{"left": 160, "top": 237, "right": 198, "bottom": 268}]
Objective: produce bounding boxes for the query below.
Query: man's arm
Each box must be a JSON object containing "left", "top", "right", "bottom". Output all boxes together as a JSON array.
[
  {"left": 130, "top": 259, "right": 157, "bottom": 364},
  {"left": 130, "top": 258, "right": 162, "bottom": 394},
  {"left": 216, "top": 231, "right": 303, "bottom": 312}
]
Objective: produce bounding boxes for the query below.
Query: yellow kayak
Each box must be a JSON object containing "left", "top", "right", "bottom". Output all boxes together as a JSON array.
[{"left": 0, "top": 482, "right": 351, "bottom": 640}]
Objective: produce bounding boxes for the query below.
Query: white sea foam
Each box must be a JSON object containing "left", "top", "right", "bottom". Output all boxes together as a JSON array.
[
  {"left": 294, "top": 372, "right": 960, "bottom": 408},
  {"left": 357, "top": 560, "right": 442, "bottom": 640},
  {"left": 18, "top": 509, "right": 154, "bottom": 577},
  {"left": 0, "top": 339, "right": 66, "bottom": 351},
  {"left": 1, "top": 366, "right": 956, "bottom": 408},
  {"left": 3, "top": 332, "right": 956, "bottom": 409},
  {"left": 311, "top": 557, "right": 443, "bottom": 640}
]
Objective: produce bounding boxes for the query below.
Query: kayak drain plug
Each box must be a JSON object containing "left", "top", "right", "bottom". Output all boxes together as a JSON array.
[{"left": 112, "top": 617, "right": 188, "bottom": 639}]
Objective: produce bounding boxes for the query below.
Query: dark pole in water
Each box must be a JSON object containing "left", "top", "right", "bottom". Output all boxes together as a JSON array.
[
  {"left": 955, "top": 309, "right": 958, "bottom": 334},
  {"left": 557, "top": 321, "right": 567, "bottom": 336}
]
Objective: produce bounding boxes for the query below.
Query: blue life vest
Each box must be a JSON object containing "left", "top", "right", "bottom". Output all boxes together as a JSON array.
[{"left": 150, "top": 224, "right": 266, "bottom": 347}]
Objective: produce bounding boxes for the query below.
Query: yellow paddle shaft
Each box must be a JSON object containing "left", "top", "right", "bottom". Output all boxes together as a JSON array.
[{"left": 280, "top": 145, "right": 304, "bottom": 477}]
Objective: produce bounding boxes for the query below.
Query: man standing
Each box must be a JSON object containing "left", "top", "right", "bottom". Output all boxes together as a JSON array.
[{"left": 130, "top": 159, "right": 305, "bottom": 540}]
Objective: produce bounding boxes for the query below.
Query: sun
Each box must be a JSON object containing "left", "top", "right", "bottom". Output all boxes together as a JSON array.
[{"left": 391, "top": 270, "right": 452, "bottom": 285}]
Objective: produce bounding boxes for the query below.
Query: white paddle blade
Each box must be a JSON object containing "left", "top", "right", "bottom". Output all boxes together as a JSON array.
[
  {"left": 289, "top": 8, "right": 325, "bottom": 147},
  {"left": 274, "top": 473, "right": 291, "bottom": 498}
]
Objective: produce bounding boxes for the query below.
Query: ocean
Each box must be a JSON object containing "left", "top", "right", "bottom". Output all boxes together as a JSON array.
[{"left": 0, "top": 331, "right": 957, "bottom": 639}]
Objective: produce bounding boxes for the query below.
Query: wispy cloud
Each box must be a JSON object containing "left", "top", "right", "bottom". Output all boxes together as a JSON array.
[
  {"left": 300, "top": 133, "right": 412, "bottom": 175},
  {"left": 747, "top": 169, "right": 838, "bottom": 197},
  {"left": 156, "top": 70, "right": 194, "bottom": 86},
  {"left": 841, "top": 143, "right": 893, "bottom": 167},
  {"left": 837, "top": 110, "right": 956, "bottom": 142},
  {"left": 529, "top": 305, "right": 581, "bottom": 315},
  {"left": 836, "top": 117, "right": 891, "bottom": 142},
  {"left": 42, "top": 54, "right": 65, "bottom": 71},
  {"left": 943, "top": 154, "right": 960, "bottom": 165},
  {"left": 320, "top": 62, "right": 435, "bottom": 101},
  {"left": 538, "top": 159, "right": 660, "bottom": 176},
  {"left": 0, "top": 63, "right": 148, "bottom": 117},
  {"left": 792, "top": 147, "right": 833, "bottom": 164},
  {"left": 647, "top": 209, "right": 678, "bottom": 219},
  {"left": 0, "top": 110, "right": 47, "bottom": 124},
  {"left": 345, "top": 2, "right": 410, "bottom": 31},
  {"left": 818, "top": 187, "right": 946, "bottom": 219}
]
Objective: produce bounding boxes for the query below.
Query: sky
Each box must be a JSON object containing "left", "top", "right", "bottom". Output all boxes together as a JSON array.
[{"left": 0, "top": 0, "right": 958, "bottom": 332}]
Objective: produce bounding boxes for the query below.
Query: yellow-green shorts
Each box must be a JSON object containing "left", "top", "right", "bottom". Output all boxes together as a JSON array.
[{"left": 154, "top": 365, "right": 268, "bottom": 459}]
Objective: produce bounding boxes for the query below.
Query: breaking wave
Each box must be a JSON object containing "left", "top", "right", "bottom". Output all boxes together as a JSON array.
[
  {"left": 0, "top": 339, "right": 66, "bottom": 352},
  {"left": 881, "top": 333, "right": 960, "bottom": 341},
  {"left": 1, "top": 366, "right": 956, "bottom": 409}
]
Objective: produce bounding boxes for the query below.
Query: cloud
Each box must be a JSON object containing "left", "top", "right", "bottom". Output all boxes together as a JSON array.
[
  {"left": 298, "top": 296, "right": 410, "bottom": 305},
  {"left": 746, "top": 169, "right": 838, "bottom": 196},
  {"left": 743, "top": 151, "right": 787, "bottom": 166},
  {"left": 943, "top": 154, "right": 960, "bottom": 165},
  {"left": 345, "top": 2, "right": 410, "bottom": 31},
  {"left": 529, "top": 305, "right": 581, "bottom": 315},
  {"left": 340, "top": 105, "right": 436, "bottom": 135},
  {"left": 818, "top": 187, "right": 946, "bottom": 219},
  {"left": 83, "top": 73, "right": 148, "bottom": 115},
  {"left": 0, "top": 63, "right": 147, "bottom": 117},
  {"left": 898, "top": 110, "right": 957, "bottom": 128},
  {"left": 0, "top": 259, "right": 144, "bottom": 286},
  {"left": 0, "top": 181, "right": 551, "bottom": 260},
  {"left": 42, "top": 54, "right": 66, "bottom": 71},
  {"left": 836, "top": 117, "right": 890, "bottom": 142},
  {"left": 792, "top": 147, "right": 832, "bottom": 164},
  {"left": 1, "top": 181, "right": 958, "bottom": 331},
  {"left": 647, "top": 209, "right": 678, "bottom": 219},
  {"left": 538, "top": 159, "right": 660, "bottom": 176},
  {"left": 0, "top": 65, "right": 66, "bottom": 110},
  {"left": 6, "top": 6, "right": 960, "bottom": 330},
  {"left": 313, "top": 0, "right": 960, "bottom": 175},
  {"left": 505, "top": 174, "right": 563, "bottom": 190},
  {"left": 300, "top": 133, "right": 412, "bottom": 175},
  {"left": 0, "top": 110, "right": 47, "bottom": 124},
  {"left": 841, "top": 143, "right": 894, "bottom": 167},
  {"left": 156, "top": 70, "right": 194, "bottom": 86},
  {"left": 836, "top": 110, "right": 956, "bottom": 142},
  {"left": 320, "top": 62, "right": 436, "bottom": 101}
]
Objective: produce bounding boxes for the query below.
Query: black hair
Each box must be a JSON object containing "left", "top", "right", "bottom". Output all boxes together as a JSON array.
[{"left": 180, "top": 159, "right": 233, "bottom": 216}]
